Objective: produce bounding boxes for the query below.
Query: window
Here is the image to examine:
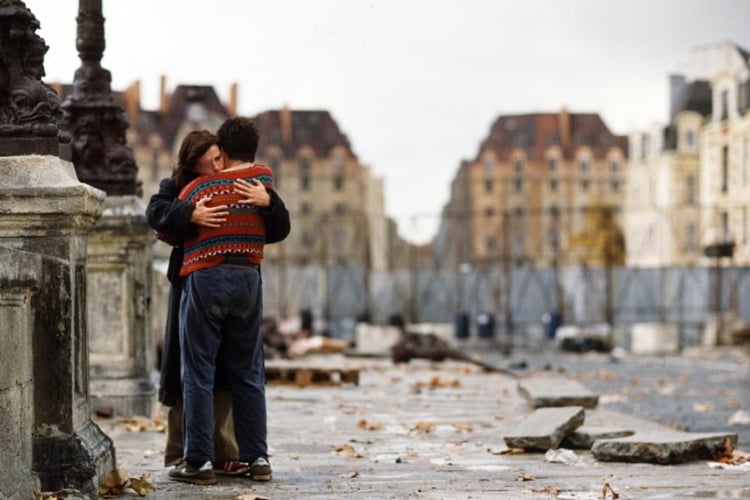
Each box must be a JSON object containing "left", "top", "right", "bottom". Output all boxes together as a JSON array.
[
  {"left": 548, "top": 157, "right": 557, "bottom": 171},
  {"left": 686, "top": 175, "right": 696, "bottom": 204},
  {"left": 301, "top": 175, "right": 310, "bottom": 191},
  {"left": 641, "top": 134, "right": 649, "bottom": 160},
  {"left": 514, "top": 178, "right": 523, "bottom": 192},
  {"left": 486, "top": 236, "right": 496, "bottom": 253},
  {"left": 332, "top": 156, "right": 344, "bottom": 172},
  {"left": 685, "top": 130, "right": 695, "bottom": 148},
  {"left": 299, "top": 157, "right": 311, "bottom": 172},
  {"left": 579, "top": 158, "right": 589, "bottom": 173},
  {"left": 485, "top": 180, "right": 493, "bottom": 192},
  {"left": 301, "top": 231, "right": 314, "bottom": 248},
  {"left": 301, "top": 202, "right": 311, "bottom": 215},
  {"left": 721, "top": 146, "right": 729, "bottom": 193},
  {"left": 484, "top": 207, "right": 495, "bottom": 217},
  {"left": 610, "top": 159, "right": 619, "bottom": 174},
  {"left": 581, "top": 179, "right": 589, "bottom": 190},
  {"left": 611, "top": 180, "right": 620, "bottom": 192},
  {"left": 721, "top": 89, "right": 729, "bottom": 121},
  {"left": 334, "top": 203, "right": 346, "bottom": 215},
  {"left": 722, "top": 211, "right": 729, "bottom": 242},
  {"left": 334, "top": 175, "right": 343, "bottom": 191},
  {"left": 549, "top": 179, "right": 557, "bottom": 191},
  {"left": 513, "top": 158, "right": 524, "bottom": 173},
  {"left": 483, "top": 157, "right": 494, "bottom": 177},
  {"left": 685, "top": 224, "right": 698, "bottom": 252}
]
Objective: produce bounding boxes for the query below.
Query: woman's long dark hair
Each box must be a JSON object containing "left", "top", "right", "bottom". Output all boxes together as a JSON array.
[{"left": 172, "top": 129, "right": 219, "bottom": 189}]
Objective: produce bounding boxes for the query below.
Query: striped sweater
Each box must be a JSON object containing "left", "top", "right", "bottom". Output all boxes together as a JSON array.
[{"left": 178, "top": 164, "right": 274, "bottom": 276}]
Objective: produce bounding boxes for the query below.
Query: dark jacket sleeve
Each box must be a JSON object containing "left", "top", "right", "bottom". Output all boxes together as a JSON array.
[
  {"left": 260, "top": 189, "right": 291, "bottom": 244},
  {"left": 145, "top": 178, "right": 198, "bottom": 241}
]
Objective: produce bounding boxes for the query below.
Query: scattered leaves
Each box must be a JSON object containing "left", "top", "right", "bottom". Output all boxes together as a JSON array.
[
  {"left": 451, "top": 422, "right": 474, "bottom": 434},
  {"left": 357, "top": 419, "right": 383, "bottom": 431},
  {"left": 410, "top": 420, "right": 435, "bottom": 434},
  {"left": 120, "top": 416, "right": 165, "bottom": 433},
  {"left": 531, "top": 486, "right": 560, "bottom": 495},
  {"left": 98, "top": 468, "right": 155, "bottom": 497},
  {"left": 415, "top": 376, "right": 461, "bottom": 389}
]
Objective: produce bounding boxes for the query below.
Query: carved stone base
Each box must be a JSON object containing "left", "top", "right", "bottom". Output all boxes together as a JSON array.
[
  {"left": 33, "top": 419, "right": 115, "bottom": 497},
  {"left": 90, "top": 376, "right": 157, "bottom": 417}
]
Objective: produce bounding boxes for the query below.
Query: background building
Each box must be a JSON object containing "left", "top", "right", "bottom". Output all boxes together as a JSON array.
[
  {"left": 625, "top": 41, "right": 750, "bottom": 267},
  {"left": 436, "top": 109, "right": 627, "bottom": 270}
]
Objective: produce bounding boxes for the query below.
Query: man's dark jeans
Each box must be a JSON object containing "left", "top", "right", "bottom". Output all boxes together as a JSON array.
[{"left": 179, "top": 265, "right": 267, "bottom": 466}]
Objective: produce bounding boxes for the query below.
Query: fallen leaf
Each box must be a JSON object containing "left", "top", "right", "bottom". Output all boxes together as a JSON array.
[
  {"left": 602, "top": 481, "right": 620, "bottom": 499},
  {"left": 692, "top": 402, "right": 714, "bottom": 412},
  {"left": 411, "top": 421, "right": 435, "bottom": 434},
  {"left": 129, "top": 474, "right": 156, "bottom": 496},
  {"left": 516, "top": 473, "right": 535, "bottom": 481},
  {"left": 532, "top": 486, "right": 560, "bottom": 495},
  {"left": 99, "top": 467, "right": 129, "bottom": 497},
  {"left": 451, "top": 422, "right": 474, "bottom": 434},
  {"left": 332, "top": 443, "right": 364, "bottom": 458},
  {"left": 236, "top": 495, "right": 271, "bottom": 500},
  {"left": 338, "top": 471, "right": 360, "bottom": 478}
]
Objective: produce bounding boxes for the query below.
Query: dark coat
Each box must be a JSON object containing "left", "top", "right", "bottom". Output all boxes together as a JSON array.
[{"left": 146, "top": 177, "right": 291, "bottom": 406}]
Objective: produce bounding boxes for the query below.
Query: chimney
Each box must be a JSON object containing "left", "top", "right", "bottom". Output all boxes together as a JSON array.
[
  {"left": 159, "top": 74, "right": 168, "bottom": 114},
  {"left": 228, "top": 82, "right": 238, "bottom": 117},
  {"left": 280, "top": 105, "right": 292, "bottom": 144},
  {"left": 559, "top": 106, "right": 571, "bottom": 151},
  {"left": 669, "top": 74, "right": 686, "bottom": 121},
  {"left": 51, "top": 81, "right": 62, "bottom": 99},
  {"left": 122, "top": 80, "right": 140, "bottom": 128}
]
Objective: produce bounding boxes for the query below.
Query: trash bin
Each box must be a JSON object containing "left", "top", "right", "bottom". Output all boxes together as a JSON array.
[
  {"left": 542, "top": 312, "right": 562, "bottom": 339},
  {"left": 454, "top": 312, "right": 469, "bottom": 339},
  {"left": 476, "top": 312, "right": 495, "bottom": 339}
]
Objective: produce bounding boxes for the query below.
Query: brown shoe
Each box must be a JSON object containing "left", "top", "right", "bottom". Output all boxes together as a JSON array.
[
  {"left": 168, "top": 461, "right": 217, "bottom": 485},
  {"left": 249, "top": 457, "right": 272, "bottom": 481}
]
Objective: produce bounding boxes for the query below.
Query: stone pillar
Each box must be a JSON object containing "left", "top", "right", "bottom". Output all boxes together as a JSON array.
[
  {"left": 61, "top": 0, "right": 155, "bottom": 417},
  {"left": 0, "top": 247, "right": 42, "bottom": 500},
  {"left": 0, "top": 2, "right": 114, "bottom": 496},
  {"left": 0, "top": 156, "right": 112, "bottom": 497},
  {"left": 87, "top": 196, "right": 155, "bottom": 416}
]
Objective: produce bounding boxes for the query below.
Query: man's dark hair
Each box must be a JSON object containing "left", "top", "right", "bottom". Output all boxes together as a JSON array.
[{"left": 217, "top": 117, "right": 259, "bottom": 162}]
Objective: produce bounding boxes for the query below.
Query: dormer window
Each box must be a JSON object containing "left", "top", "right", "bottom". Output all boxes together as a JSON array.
[
  {"left": 721, "top": 90, "right": 729, "bottom": 121},
  {"left": 685, "top": 129, "right": 695, "bottom": 148}
]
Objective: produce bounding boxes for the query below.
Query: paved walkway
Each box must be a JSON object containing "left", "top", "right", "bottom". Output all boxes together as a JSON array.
[{"left": 100, "top": 349, "right": 749, "bottom": 499}]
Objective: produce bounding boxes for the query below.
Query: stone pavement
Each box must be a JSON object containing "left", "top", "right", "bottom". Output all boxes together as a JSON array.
[{"left": 99, "top": 350, "right": 749, "bottom": 499}]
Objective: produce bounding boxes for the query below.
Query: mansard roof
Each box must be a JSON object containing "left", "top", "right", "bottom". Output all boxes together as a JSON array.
[
  {"left": 159, "top": 85, "right": 230, "bottom": 149},
  {"left": 477, "top": 111, "right": 628, "bottom": 162},
  {"left": 663, "top": 80, "right": 712, "bottom": 150},
  {"left": 253, "top": 109, "right": 358, "bottom": 160}
]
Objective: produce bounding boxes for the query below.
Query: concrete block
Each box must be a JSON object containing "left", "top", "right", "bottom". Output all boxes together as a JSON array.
[
  {"left": 592, "top": 430, "right": 738, "bottom": 464},
  {"left": 561, "top": 425, "right": 635, "bottom": 449},
  {"left": 630, "top": 322, "right": 679, "bottom": 354},
  {"left": 518, "top": 377, "right": 599, "bottom": 409},
  {"left": 354, "top": 323, "right": 401, "bottom": 355},
  {"left": 504, "top": 406, "right": 585, "bottom": 451}
]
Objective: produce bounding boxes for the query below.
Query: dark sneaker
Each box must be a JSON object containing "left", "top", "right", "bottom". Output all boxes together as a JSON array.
[
  {"left": 168, "top": 460, "right": 217, "bottom": 485},
  {"left": 249, "top": 457, "right": 272, "bottom": 481},
  {"left": 214, "top": 460, "right": 250, "bottom": 476}
]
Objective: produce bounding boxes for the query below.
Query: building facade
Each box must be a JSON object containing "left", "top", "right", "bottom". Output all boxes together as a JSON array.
[
  {"left": 436, "top": 109, "right": 627, "bottom": 269},
  {"left": 625, "top": 41, "right": 750, "bottom": 267}
]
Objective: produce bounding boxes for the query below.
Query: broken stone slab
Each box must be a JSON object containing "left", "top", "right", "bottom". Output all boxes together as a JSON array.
[
  {"left": 517, "top": 377, "right": 599, "bottom": 409},
  {"left": 504, "top": 406, "right": 585, "bottom": 451},
  {"left": 560, "top": 425, "right": 635, "bottom": 449},
  {"left": 592, "top": 431, "right": 738, "bottom": 464}
]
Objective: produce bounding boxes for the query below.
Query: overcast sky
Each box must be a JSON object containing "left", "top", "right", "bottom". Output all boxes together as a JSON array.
[{"left": 25, "top": 0, "right": 750, "bottom": 243}]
